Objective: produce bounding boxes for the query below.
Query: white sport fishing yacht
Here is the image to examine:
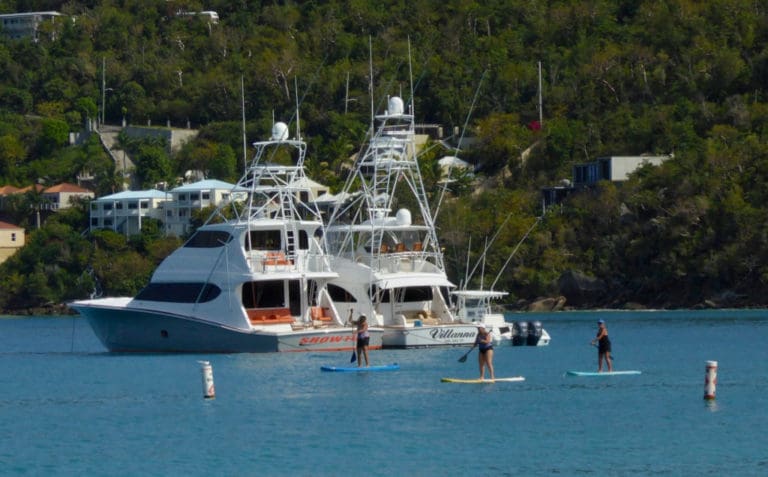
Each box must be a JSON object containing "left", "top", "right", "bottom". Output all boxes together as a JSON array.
[
  {"left": 324, "top": 94, "right": 479, "bottom": 348},
  {"left": 71, "top": 121, "right": 382, "bottom": 353}
]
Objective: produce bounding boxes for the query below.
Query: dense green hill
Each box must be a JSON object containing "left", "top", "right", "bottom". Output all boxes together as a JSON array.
[{"left": 2, "top": 0, "right": 768, "bottom": 311}]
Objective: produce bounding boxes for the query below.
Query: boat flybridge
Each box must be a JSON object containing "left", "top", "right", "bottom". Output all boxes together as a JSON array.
[{"left": 71, "top": 121, "right": 382, "bottom": 353}]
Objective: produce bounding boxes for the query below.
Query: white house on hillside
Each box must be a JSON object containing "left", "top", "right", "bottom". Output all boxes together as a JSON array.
[
  {"left": 542, "top": 154, "right": 673, "bottom": 208},
  {"left": 0, "top": 11, "right": 64, "bottom": 41},
  {"left": 287, "top": 176, "right": 329, "bottom": 204},
  {"left": 42, "top": 183, "right": 95, "bottom": 210},
  {"left": 89, "top": 189, "right": 170, "bottom": 236},
  {"left": 573, "top": 154, "right": 673, "bottom": 186},
  {"left": 164, "top": 179, "right": 246, "bottom": 237}
]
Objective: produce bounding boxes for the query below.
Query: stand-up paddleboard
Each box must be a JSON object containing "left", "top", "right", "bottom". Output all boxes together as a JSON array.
[
  {"left": 566, "top": 370, "right": 641, "bottom": 377},
  {"left": 321, "top": 363, "right": 400, "bottom": 372},
  {"left": 441, "top": 377, "right": 525, "bottom": 384}
]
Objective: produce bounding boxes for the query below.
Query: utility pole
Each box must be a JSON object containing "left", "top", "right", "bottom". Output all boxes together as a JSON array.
[
  {"left": 101, "top": 57, "right": 106, "bottom": 127},
  {"left": 538, "top": 61, "right": 543, "bottom": 127}
]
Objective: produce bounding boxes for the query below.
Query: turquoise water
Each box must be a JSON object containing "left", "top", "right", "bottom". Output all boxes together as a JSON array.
[{"left": 1, "top": 310, "right": 767, "bottom": 476}]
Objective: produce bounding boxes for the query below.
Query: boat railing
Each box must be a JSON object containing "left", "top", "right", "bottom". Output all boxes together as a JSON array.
[
  {"left": 362, "top": 250, "right": 442, "bottom": 274},
  {"left": 246, "top": 249, "right": 333, "bottom": 274}
]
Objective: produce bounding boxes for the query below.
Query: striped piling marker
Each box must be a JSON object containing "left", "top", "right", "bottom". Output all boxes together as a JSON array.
[
  {"left": 703, "top": 360, "right": 717, "bottom": 400},
  {"left": 200, "top": 361, "right": 215, "bottom": 399}
]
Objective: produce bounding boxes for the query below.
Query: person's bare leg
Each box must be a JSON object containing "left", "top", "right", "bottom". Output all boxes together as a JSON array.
[
  {"left": 487, "top": 350, "right": 495, "bottom": 380},
  {"left": 478, "top": 354, "right": 485, "bottom": 380},
  {"left": 606, "top": 351, "right": 612, "bottom": 372}
]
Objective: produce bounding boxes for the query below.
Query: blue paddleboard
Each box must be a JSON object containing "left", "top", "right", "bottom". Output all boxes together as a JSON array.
[
  {"left": 321, "top": 363, "right": 400, "bottom": 372},
  {"left": 566, "top": 370, "right": 641, "bottom": 377}
]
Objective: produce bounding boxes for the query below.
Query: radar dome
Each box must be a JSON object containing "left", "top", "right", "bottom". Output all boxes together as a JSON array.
[
  {"left": 395, "top": 208, "right": 411, "bottom": 225},
  {"left": 271, "top": 122, "right": 289, "bottom": 141},
  {"left": 388, "top": 96, "right": 404, "bottom": 116}
]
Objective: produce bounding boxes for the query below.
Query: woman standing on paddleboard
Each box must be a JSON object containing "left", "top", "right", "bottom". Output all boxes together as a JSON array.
[
  {"left": 355, "top": 315, "right": 370, "bottom": 367},
  {"left": 591, "top": 319, "right": 613, "bottom": 372},
  {"left": 476, "top": 324, "right": 495, "bottom": 380}
]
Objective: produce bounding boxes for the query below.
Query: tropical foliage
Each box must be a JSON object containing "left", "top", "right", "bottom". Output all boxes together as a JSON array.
[{"left": 2, "top": 0, "right": 768, "bottom": 310}]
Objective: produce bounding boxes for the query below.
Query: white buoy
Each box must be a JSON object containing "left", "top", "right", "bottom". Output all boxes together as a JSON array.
[
  {"left": 704, "top": 360, "right": 717, "bottom": 400},
  {"left": 199, "top": 361, "right": 215, "bottom": 399}
]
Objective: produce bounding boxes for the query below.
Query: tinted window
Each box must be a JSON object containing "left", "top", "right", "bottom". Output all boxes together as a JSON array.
[
  {"left": 185, "top": 230, "right": 232, "bottom": 248},
  {"left": 136, "top": 283, "right": 221, "bottom": 303},
  {"left": 241, "top": 280, "right": 285, "bottom": 308},
  {"left": 328, "top": 284, "right": 356, "bottom": 302},
  {"left": 246, "top": 230, "right": 281, "bottom": 250},
  {"left": 403, "top": 286, "right": 432, "bottom": 302}
]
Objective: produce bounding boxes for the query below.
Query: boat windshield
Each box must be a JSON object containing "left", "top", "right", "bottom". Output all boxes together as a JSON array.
[{"left": 185, "top": 230, "right": 232, "bottom": 248}]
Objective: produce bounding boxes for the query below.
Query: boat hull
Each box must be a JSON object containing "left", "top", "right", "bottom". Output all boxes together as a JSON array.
[
  {"left": 381, "top": 324, "right": 479, "bottom": 349},
  {"left": 72, "top": 303, "right": 382, "bottom": 353}
]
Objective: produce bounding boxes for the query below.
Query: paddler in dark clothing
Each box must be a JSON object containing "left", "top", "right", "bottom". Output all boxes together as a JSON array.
[{"left": 591, "top": 319, "right": 613, "bottom": 372}]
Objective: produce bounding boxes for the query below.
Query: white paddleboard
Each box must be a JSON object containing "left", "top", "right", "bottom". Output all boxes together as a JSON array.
[
  {"left": 321, "top": 364, "right": 400, "bottom": 372},
  {"left": 441, "top": 376, "right": 525, "bottom": 384},
  {"left": 566, "top": 370, "right": 641, "bottom": 377}
]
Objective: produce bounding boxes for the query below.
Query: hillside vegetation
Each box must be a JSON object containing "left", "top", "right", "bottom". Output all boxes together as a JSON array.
[{"left": 2, "top": 0, "right": 768, "bottom": 311}]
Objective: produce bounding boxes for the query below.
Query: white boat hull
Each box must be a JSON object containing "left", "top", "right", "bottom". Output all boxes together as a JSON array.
[
  {"left": 71, "top": 301, "right": 382, "bottom": 353},
  {"left": 381, "top": 324, "right": 479, "bottom": 349}
]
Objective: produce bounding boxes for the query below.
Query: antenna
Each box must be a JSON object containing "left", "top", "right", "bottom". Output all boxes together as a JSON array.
[
  {"left": 489, "top": 217, "right": 541, "bottom": 290},
  {"left": 408, "top": 36, "right": 415, "bottom": 117},
  {"left": 241, "top": 76, "right": 247, "bottom": 168},
  {"left": 432, "top": 69, "right": 487, "bottom": 221},
  {"left": 295, "top": 76, "right": 301, "bottom": 140},
  {"left": 465, "top": 211, "right": 513, "bottom": 286},
  {"left": 368, "top": 36, "right": 374, "bottom": 131},
  {"left": 480, "top": 236, "right": 488, "bottom": 290},
  {"left": 463, "top": 235, "right": 472, "bottom": 288}
]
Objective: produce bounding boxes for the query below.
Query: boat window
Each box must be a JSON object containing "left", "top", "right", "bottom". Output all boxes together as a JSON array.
[
  {"left": 185, "top": 230, "right": 232, "bottom": 248},
  {"left": 403, "top": 286, "right": 433, "bottom": 302},
  {"left": 327, "top": 284, "right": 356, "bottom": 302},
  {"left": 135, "top": 283, "right": 221, "bottom": 303},
  {"left": 242, "top": 280, "right": 285, "bottom": 308},
  {"left": 298, "top": 230, "right": 308, "bottom": 249},
  {"left": 288, "top": 280, "right": 301, "bottom": 315},
  {"left": 440, "top": 286, "right": 453, "bottom": 307},
  {"left": 246, "top": 230, "right": 281, "bottom": 251}
]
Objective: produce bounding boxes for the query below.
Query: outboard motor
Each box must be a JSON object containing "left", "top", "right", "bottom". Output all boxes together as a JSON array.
[
  {"left": 527, "top": 320, "right": 543, "bottom": 346},
  {"left": 513, "top": 321, "right": 528, "bottom": 346}
]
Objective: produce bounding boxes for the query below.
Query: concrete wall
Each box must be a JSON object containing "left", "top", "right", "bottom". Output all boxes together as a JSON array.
[{"left": 124, "top": 126, "right": 199, "bottom": 153}]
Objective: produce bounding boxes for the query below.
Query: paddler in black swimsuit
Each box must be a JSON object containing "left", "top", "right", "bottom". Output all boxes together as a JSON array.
[
  {"left": 475, "top": 323, "right": 495, "bottom": 380},
  {"left": 591, "top": 319, "right": 613, "bottom": 372}
]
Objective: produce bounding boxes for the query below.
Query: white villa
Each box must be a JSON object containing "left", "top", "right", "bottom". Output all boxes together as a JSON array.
[
  {"left": 0, "top": 11, "right": 64, "bottom": 41},
  {"left": 87, "top": 177, "right": 327, "bottom": 237},
  {"left": 287, "top": 176, "right": 329, "bottom": 204},
  {"left": 163, "top": 179, "right": 245, "bottom": 237},
  {"left": 89, "top": 189, "right": 170, "bottom": 236},
  {"left": 42, "top": 183, "right": 95, "bottom": 210}
]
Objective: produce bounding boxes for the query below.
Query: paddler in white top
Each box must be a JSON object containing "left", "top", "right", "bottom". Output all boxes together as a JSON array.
[{"left": 354, "top": 315, "right": 370, "bottom": 368}]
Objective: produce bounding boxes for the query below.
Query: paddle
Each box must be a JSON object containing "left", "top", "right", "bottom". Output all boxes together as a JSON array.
[
  {"left": 349, "top": 309, "right": 357, "bottom": 363},
  {"left": 458, "top": 346, "right": 474, "bottom": 363}
]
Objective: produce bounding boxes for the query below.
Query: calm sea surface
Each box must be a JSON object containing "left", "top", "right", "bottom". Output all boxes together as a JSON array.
[{"left": 1, "top": 310, "right": 767, "bottom": 476}]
